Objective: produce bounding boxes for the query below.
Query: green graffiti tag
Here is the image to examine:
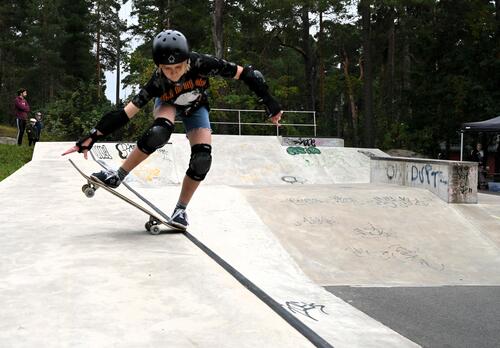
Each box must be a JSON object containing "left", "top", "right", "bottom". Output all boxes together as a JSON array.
[{"left": 286, "top": 146, "right": 321, "bottom": 155}]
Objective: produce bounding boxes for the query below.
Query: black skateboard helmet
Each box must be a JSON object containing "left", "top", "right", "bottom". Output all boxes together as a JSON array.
[{"left": 152, "top": 30, "right": 190, "bottom": 66}]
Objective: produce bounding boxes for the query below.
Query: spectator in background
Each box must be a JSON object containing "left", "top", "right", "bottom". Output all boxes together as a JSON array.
[
  {"left": 471, "top": 142, "right": 487, "bottom": 188},
  {"left": 14, "top": 88, "right": 30, "bottom": 146},
  {"left": 26, "top": 118, "right": 39, "bottom": 146},
  {"left": 34, "top": 111, "right": 44, "bottom": 140}
]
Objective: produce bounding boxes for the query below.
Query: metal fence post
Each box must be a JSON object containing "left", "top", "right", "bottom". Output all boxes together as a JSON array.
[
  {"left": 313, "top": 111, "right": 317, "bottom": 137},
  {"left": 238, "top": 110, "right": 241, "bottom": 136}
]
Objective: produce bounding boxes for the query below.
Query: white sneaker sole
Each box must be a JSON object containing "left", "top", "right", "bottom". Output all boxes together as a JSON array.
[{"left": 169, "top": 220, "right": 188, "bottom": 231}]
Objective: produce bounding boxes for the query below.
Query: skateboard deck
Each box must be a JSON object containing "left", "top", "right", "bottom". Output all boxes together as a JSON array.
[{"left": 68, "top": 158, "right": 183, "bottom": 234}]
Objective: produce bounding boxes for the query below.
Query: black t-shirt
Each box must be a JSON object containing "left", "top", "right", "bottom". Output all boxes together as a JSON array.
[{"left": 131, "top": 52, "right": 238, "bottom": 110}]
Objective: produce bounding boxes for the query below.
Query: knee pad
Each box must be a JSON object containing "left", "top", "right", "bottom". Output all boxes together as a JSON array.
[
  {"left": 186, "top": 144, "right": 212, "bottom": 181},
  {"left": 137, "top": 118, "right": 174, "bottom": 155}
]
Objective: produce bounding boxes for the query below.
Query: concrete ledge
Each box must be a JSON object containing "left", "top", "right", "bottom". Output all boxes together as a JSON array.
[
  {"left": 370, "top": 156, "right": 478, "bottom": 204},
  {"left": 280, "top": 136, "right": 344, "bottom": 147}
]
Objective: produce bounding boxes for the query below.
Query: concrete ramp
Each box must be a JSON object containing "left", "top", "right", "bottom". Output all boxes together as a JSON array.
[
  {"left": 239, "top": 184, "right": 500, "bottom": 286},
  {"left": 0, "top": 155, "right": 314, "bottom": 347},
  {"left": 19, "top": 140, "right": 416, "bottom": 347},
  {"left": 33, "top": 135, "right": 385, "bottom": 187},
  {"left": 4, "top": 136, "right": 500, "bottom": 347}
]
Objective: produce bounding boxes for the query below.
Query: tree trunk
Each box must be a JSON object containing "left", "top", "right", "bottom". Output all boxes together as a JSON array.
[
  {"left": 301, "top": 5, "right": 315, "bottom": 110},
  {"left": 318, "top": 11, "right": 325, "bottom": 114},
  {"left": 115, "top": 35, "right": 121, "bottom": 105},
  {"left": 212, "top": 0, "right": 224, "bottom": 58},
  {"left": 50, "top": 75, "right": 54, "bottom": 100},
  {"left": 342, "top": 50, "right": 358, "bottom": 144},
  {"left": 162, "top": 0, "right": 171, "bottom": 29},
  {"left": 96, "top": 2, "right": 101, "bottom": 99},
  {"left": 0, "top": 48, "right": 3, "bottom": 96},
  {"left": 387, "top": 7, "right": 395, "bottom": 123},
  {"left": 400, "top": 40, "right": 412, "bottom": 131},
  {"left": 361, "top": 0, "right": 374, "bottom": 147},
  {"left": 496, "top": 0, "right": 500, "bottom": 58}
]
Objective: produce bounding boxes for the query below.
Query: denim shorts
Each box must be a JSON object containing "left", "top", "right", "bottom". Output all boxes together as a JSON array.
[{"left": 154, "top": 98, "right": 211, "bottom": 134}]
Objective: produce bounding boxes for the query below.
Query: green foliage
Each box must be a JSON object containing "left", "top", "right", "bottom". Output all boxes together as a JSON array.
[
  {"left": 1, "top": 0, "right": 498, "bottom": 157},
  {"left": 43, "top": 82, "right": 114, "bottom": 140},
  {"left": 59, "top": 0, "right": 94, "bottom": 84},
  {"left": 0, "top": 144, "right": 34, "bottom": 181}
]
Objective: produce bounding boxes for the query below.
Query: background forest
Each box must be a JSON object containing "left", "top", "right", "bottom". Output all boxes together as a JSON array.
[{"left": 0, "top": 0, "right": 499, "bottom": 157}]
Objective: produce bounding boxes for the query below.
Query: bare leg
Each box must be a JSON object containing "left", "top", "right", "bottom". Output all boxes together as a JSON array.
[
  {"left": 120, "top": 105, "right": 176, "bottom": 173},
  {"left": 178, "top": 128, "right": 212, "bottom": 206},
  {"left": 120, "top": 147, "right": 149, "bottom": 172}
]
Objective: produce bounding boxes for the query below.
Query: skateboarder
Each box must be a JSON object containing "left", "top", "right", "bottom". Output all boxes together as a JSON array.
[{"left": 62, "top": 29, "right": 283, "bottom": 230}]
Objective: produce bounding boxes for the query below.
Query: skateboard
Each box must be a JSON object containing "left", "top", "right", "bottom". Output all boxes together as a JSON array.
[{"left": 68, "top": 158, "right": 183, "bottom": 235}]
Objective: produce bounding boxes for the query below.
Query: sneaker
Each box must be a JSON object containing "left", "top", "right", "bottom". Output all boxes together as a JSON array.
[
  {"left": 170, "top": 207, "right": 189, "bottom": 230},
  {"left": 90, "top": 169, "right": 122, "bottom": 189}
]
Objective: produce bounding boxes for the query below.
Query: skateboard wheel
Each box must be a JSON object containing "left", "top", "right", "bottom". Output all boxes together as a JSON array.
[
  {"left": 150, "top": 225, "right": 161, "bottom": 235},
  {"left": 82, "top": 184, "right": 95, "bottom": 198}
]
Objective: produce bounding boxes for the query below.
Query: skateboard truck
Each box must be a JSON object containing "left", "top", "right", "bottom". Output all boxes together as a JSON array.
[
  {"left": 81, "top": 181, "right": 98, "bottom": 198},
  {"left": 145, "top": 216, "right": 162, "bottom": 235}
]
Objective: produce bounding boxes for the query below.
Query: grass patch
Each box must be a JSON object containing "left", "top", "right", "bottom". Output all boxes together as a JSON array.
[
  {"left": 0, "top": 122, "right": 63, "bottom": 141},
  {"left": 0, "top": 144, "right": 34, "bottom": 181},
  {"left": 0, "top": 124, "right": 17, "bottom": 138}
]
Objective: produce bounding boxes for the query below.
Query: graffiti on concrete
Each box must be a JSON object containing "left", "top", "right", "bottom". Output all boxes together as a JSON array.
[
  {"left": 354, "top": 223, "right": 392, "bottom": 238},
  {"left": 286, "top": 146, "right": 321, "bottom": 155},
  {"left": 382, "top": 244, "right": 445, "bottom": 271},
  {"left": 346, "top": 247, "right": 371, "bottom": 258},
  {"left": 116, "top": 143, "right": 136, "bottom": 159},
  {"left": 92, "top": 145, "right": 113, "bottom": 160},
  {"left": 292, "top": 138, "right": 317, "bottom": 147},
  {"left": 294, "top": 216, "right": 336, "bottom": 227},
  {"left": 281, "top": 176, "right": 307, "bottom": 184},
  {"left": 285, "top": 197, "right": 328, "bottom": 205},
  {"left": 372, "top": 196, "right": 431, "bottom": 208},
  {"left": 386, "top": 164, "right": 399, "bottom": 180},
  {"left": 345, "top": 245, "right": 445, "bottom": 271},
  {"left": 284, "top": 301, "right": 328, "bottom": 321},
  {"left": 451, "top": 166, "right": 473, "bottom": 196},
  {"left": 410, "top": 164, "right": 448, "bottom": 188},
  {"left": 285, "top": 195, "right": 432, "bottom": 208},
  {"left": 114, "top": 143, "right": 171, "bottom": 161},
  {"left": 372, "top": 158, "right": 477, "bottom": 203},
  {"left": 282, "top": 137, "right": 343, "bottom": 147},
  {"left": 330, "top": 196, "right": 358, "bottom": 204}
]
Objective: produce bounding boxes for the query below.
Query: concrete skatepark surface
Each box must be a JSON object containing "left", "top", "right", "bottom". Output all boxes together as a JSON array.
[{"left": 1, "top": 135, "right": 499, "bottom": 347}]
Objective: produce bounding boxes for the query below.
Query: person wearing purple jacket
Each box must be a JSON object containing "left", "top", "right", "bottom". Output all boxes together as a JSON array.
[{"left": 14, "top": 88, "right": 30, "bottom": 146}]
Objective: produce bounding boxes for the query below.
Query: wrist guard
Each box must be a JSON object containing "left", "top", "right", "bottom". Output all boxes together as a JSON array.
[
  {"left": 95, "top": 108, "right": 130, "bottom": 136},
  {"left": 240, "top": 65, "right": 282, "bottom": 117},
  {"left": 76, "top": 128, "right": 102, "bottom": 153},
  {"left": 264, "top": 96, "right": 282, "bottom": 117}
]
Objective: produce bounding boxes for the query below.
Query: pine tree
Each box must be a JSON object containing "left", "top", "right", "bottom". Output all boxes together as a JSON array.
[
  {"left": 59, "top": 0, "right": 94, "bottom": 86},
  {"left": 90, "top": 0, "right": 128, "bottom": 100}
]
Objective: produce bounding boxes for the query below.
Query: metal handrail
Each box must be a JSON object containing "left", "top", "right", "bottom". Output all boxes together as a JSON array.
[{"left": 207, "top": 108, "right": 317, "bottom": 136}]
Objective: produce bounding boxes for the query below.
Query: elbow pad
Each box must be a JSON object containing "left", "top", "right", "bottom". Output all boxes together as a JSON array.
[
  {"left": 240, "top": 66, "right": 282, "bottom": 117},
  {"left": 240, "top": 65, "right": 270, "bottom": 101},
  {"left": 95, "top": 108, "right": 130, "bottom": 136}
]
